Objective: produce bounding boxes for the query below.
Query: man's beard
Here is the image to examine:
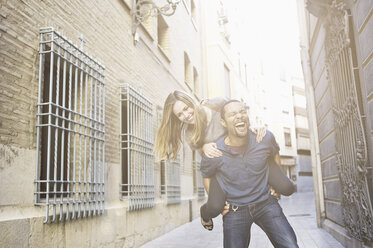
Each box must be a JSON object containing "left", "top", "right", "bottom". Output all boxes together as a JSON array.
[{"left": 233, "top": 127, "right": 248, "bottom": 137}]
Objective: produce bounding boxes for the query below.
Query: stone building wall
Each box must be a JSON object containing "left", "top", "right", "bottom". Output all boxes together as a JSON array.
[{"left": 297, "top": 0, "right": 373, "bottom": 247}]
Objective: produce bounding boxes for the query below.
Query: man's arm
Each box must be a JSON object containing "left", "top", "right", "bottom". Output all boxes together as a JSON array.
[
  {"left": 200, "top": 156, "right": 222, "bottom": 179},
  {"left": 268, "top": 153, "right": 296, "bottom": 196}
]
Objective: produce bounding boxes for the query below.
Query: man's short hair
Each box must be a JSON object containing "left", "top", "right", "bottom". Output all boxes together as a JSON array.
[{"left": 220, "top": 99, "right": 242, "bottom": 120}]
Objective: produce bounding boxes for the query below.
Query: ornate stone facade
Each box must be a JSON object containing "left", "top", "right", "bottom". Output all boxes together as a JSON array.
[{"left": 299, "top": 0, "right": 373, "bottom": 246}]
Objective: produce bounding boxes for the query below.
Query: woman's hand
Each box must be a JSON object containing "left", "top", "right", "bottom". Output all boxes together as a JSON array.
[
  {"left": 221, "top": 201, "right": 230, "bottom": 216},
  {"left": 251, "top": 126, "right": 266, "bottom": 143},
  {"left": 202, "top": 143, "right": 222, "bottom": 158}
]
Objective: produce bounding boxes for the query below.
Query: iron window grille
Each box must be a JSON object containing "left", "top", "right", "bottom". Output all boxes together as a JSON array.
[
  {"left": 35, "top": 27, "right": 105, "bottom": 223},
  {"left": 193, "top": 151, "right": 206, "bottom": 200},
  {"left": 120, "top": 83, "right": 155, "bottom": 211},
  {"left": 160, "top": 156, "right": 181, "bottom": 205}
]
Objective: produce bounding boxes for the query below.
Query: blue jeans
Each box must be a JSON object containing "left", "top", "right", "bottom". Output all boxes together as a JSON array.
[{"left": 223, "top": 196, "right": 298, "bottom": 248}]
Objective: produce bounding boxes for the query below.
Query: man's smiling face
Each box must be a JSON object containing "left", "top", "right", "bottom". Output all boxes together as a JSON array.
[{"left": 221, "top": 101, "right": 250, "bottom": 137}]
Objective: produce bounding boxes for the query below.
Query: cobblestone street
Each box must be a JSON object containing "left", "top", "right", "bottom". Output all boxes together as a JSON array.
[{"left": 141, "top": 192, "right": 344, "bottom": 248}]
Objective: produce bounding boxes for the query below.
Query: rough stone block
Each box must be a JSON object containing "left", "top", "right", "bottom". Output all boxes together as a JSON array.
[
  {"left": 311, "top": 26, "right": 325, "bottom": 64},
  {"left": 317, "top": 111, "right": 335, "bottom": 142},
  {"left": 369, "top": 100, "right": 373, "bottom": 130},
  {"left": 319, "top": 132, "right": 336, "bottom": 161},
  {"left": 364, "top": 59, "right": 373, "bottom": 96},
  {"left": 316, "top": 88, "right": 332, "bottom": 123},
  {"left": 325, "top": 200, "right": 344, "bottom": 226},
  {"left": 321, "top": 155, "right": 339, "bottom": 178},
  {"left": 323, "top": 179, "right": 342, "bottom": 201},
  {"left": 0, "top": 145, "right": 36, "bottom": 206},
  {"left": 314, "top": 70, "right": 329, "bottom": 104},
  {"left": 359, "top": 16, "right": 373, "bottom": 62},
  {"left": 355, "top": 0, "right": 373, "bottom": 30},
  {"left": 312, "top": 54, "right": 325, "bottom": 88},
  {"left": 0, "top": 219, "right": 30, "bottom": 248},
  {"left": 29, "top": 216, "right": 66, "bottom": 248}
]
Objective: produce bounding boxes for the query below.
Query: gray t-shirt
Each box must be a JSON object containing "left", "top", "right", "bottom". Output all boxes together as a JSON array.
[{"left": 185, "top": 97, "right": 228, "bottom": 149}]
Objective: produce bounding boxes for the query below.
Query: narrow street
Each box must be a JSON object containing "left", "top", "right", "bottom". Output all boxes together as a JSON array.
[
  {"left": 1, "top": 1, "right": 372, "bottom": 247},
  {"left": 141, "top": 192, "right": 344, "bottom": 248}
]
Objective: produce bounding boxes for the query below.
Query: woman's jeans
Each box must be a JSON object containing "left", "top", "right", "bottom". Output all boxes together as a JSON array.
[
  {"left": 200, "top": 176, "right": 225, "bottom": 221},
  {"left": 223, "top": 196, "right": 298, "bottom": 248}
]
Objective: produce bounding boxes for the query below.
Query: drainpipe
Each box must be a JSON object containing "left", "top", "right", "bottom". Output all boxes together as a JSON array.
[
  {"left": 296, "top": 0, "right": 325, "bottom": 227},
  {"left": 301, "top": 48, "right": 325, "bottom": 227}
]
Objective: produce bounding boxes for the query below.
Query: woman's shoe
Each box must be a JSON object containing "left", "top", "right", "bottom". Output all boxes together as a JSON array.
[{"left": 201, "top": 218, "right": 213, "bottom": 231}]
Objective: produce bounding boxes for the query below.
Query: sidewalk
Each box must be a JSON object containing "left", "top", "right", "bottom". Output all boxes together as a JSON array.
[{"left": 140, "top": 192, "right": 344, "bottom": 248}]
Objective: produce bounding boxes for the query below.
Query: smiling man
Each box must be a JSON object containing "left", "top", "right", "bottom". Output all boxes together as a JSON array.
[{"left": 200, "top": 100, "right": 298, "bottom": 248}]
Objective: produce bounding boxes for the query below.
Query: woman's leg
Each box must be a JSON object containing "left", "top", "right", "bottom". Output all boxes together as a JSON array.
[
  {"left": 268, "top": 157, "right": 296, "bottom": 196},
  {"left": 200, "top": 176, "right": 226, "bottom": 221}
]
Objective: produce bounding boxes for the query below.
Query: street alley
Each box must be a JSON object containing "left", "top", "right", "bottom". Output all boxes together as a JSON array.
[
  {"left": 140, "top": 192, "right": 344, "bottom": 248},
  {"left": 1, "top": 1, "right": 373, "bottom": 247}
]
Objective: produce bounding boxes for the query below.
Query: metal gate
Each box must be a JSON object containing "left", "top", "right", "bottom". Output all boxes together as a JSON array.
[{"left": 324, "top": 4, "right": 373, "bottom": 241}]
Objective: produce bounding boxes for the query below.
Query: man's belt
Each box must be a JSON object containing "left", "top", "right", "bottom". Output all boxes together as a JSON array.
[
  {"left": 229, "top": 204, "right": 249, "bottom": 212},
  {"left": 229, "top": 197, "right": 273, "bottom": 213}
]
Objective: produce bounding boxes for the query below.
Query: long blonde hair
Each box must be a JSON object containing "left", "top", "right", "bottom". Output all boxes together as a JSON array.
[{"left": 155, "top": 90, "right": 206, "bottom": 160}]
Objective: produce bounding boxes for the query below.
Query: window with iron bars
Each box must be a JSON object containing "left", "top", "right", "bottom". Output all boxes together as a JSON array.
[
  {"left": 160, "top": 156, "right": 181, "bottom": 205},
  {"left": 120, "top": 83, "right": 155, "bottom": 211},
  {"left": 35, "top": 27, "right": 105, "bottom": 223},
  {"left": 193, "top": 151, "right": 206, "bottom": 200}
]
